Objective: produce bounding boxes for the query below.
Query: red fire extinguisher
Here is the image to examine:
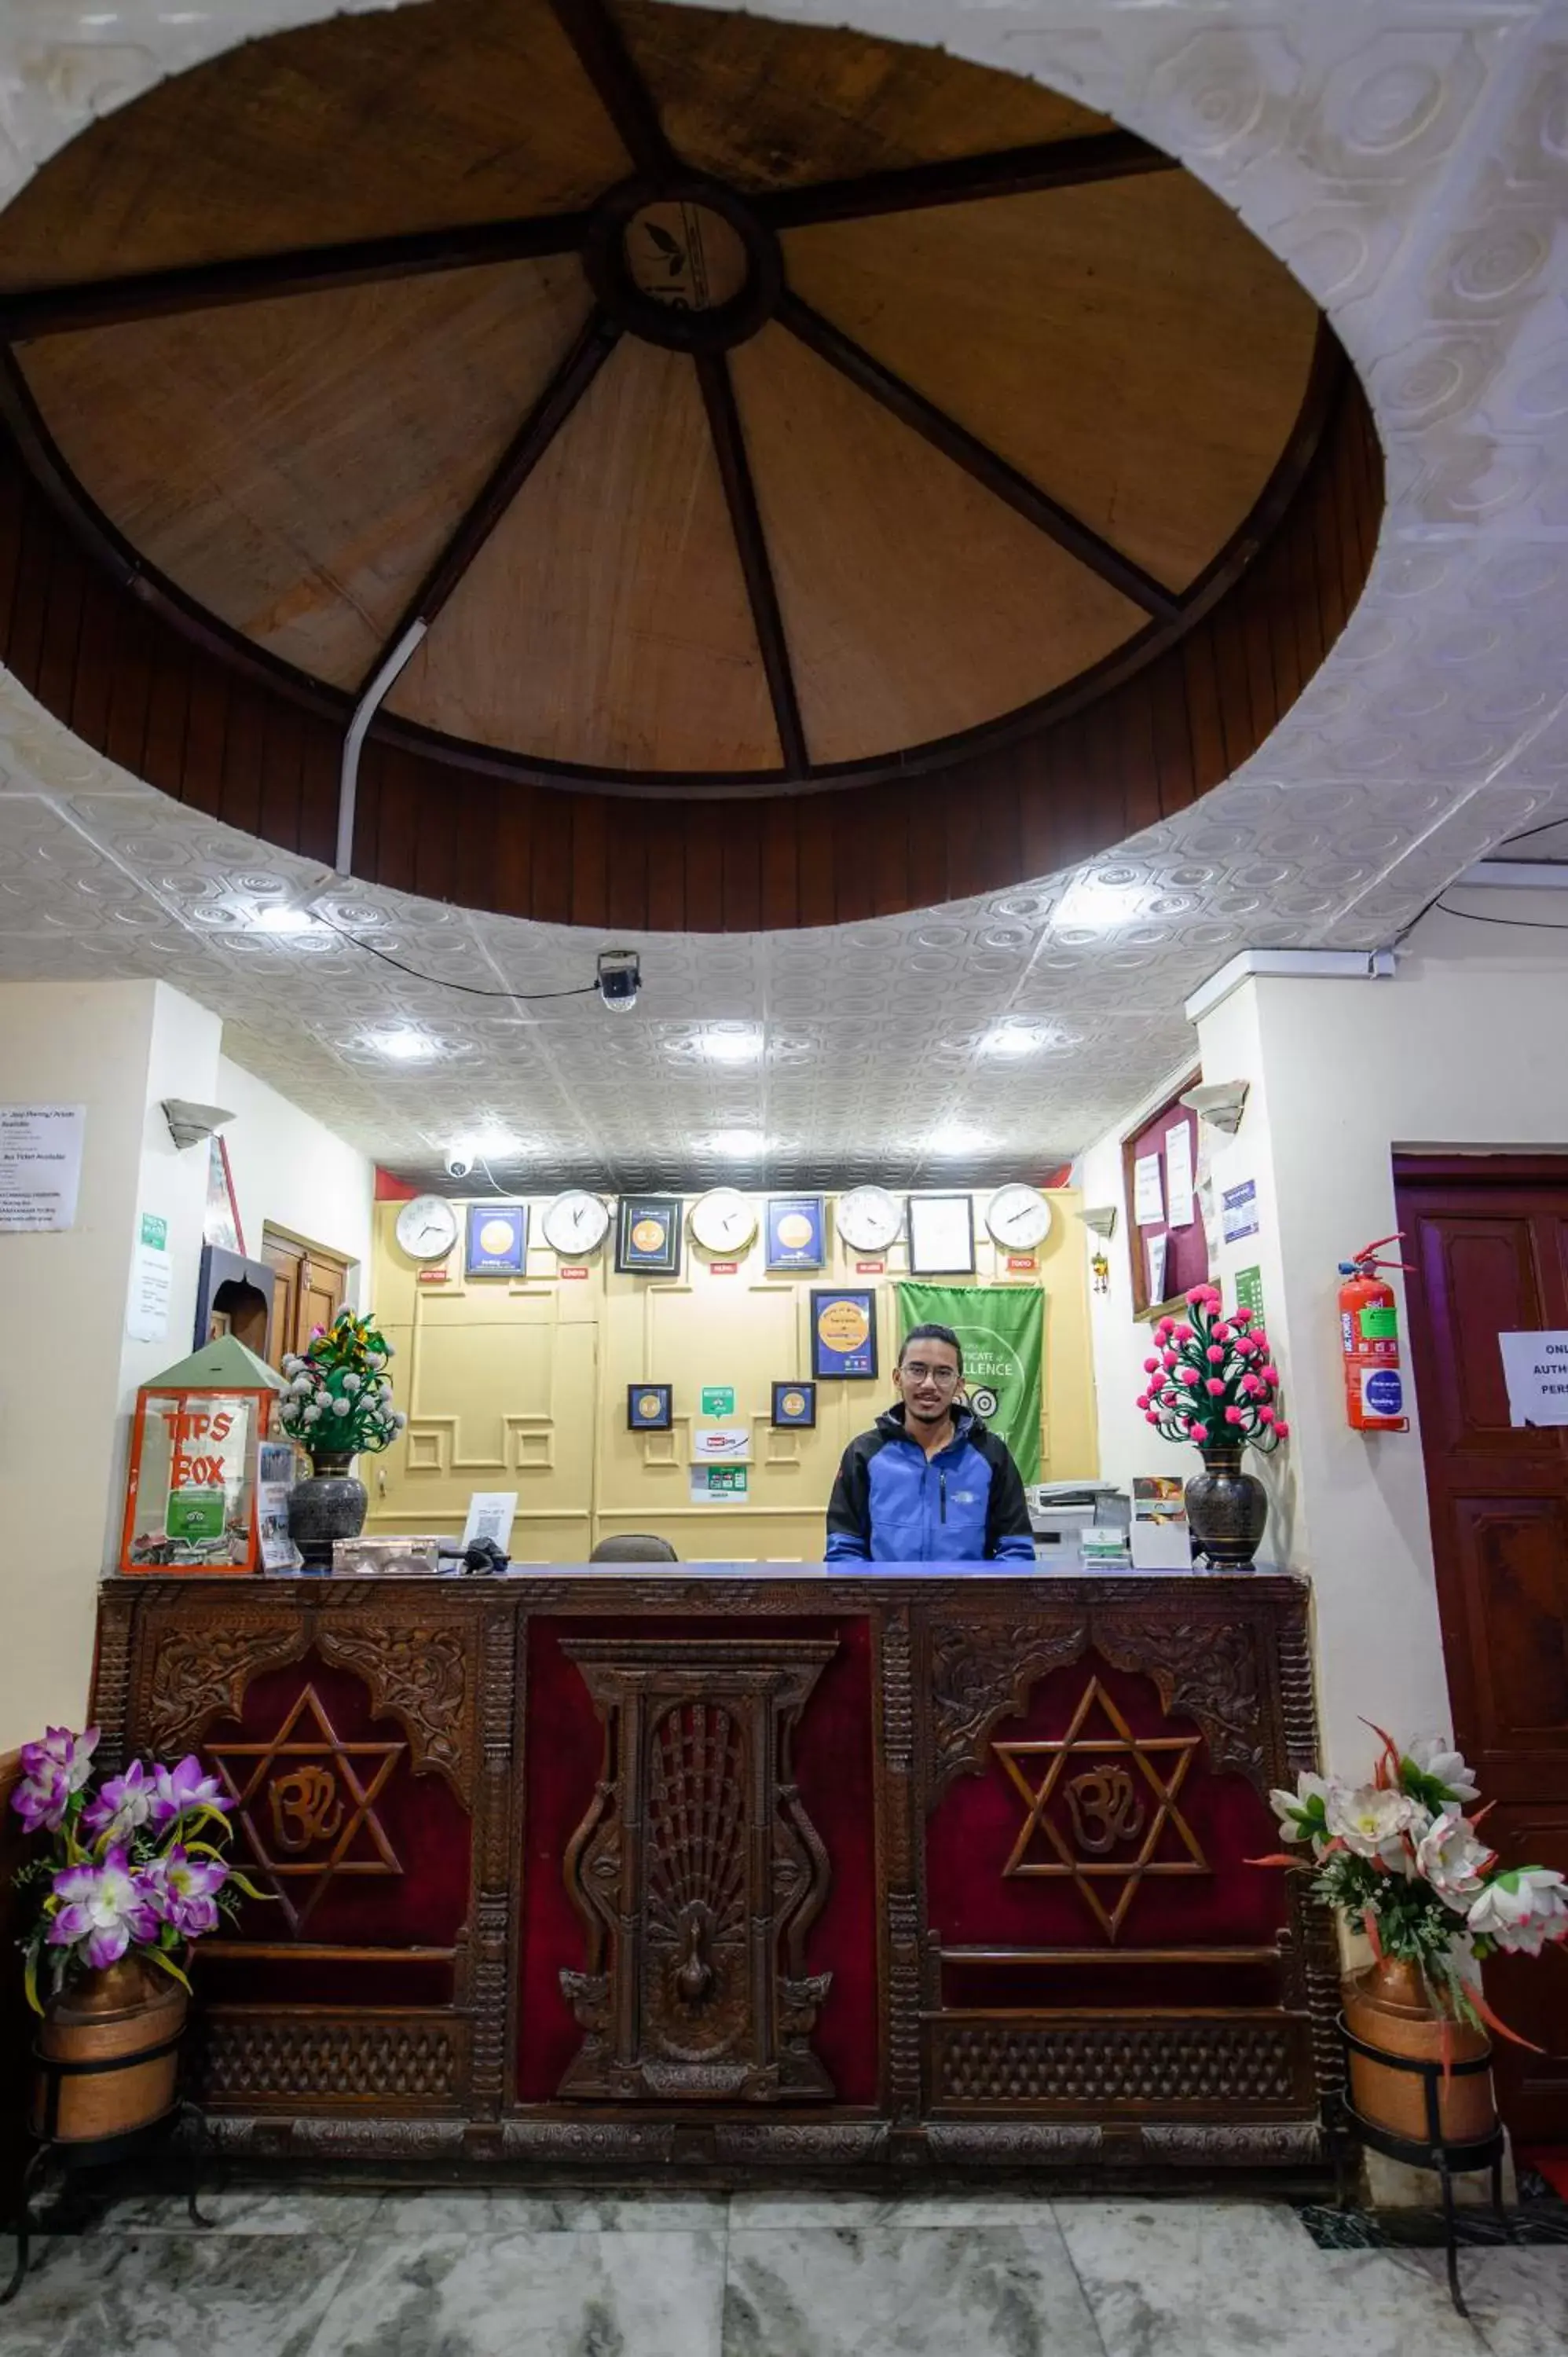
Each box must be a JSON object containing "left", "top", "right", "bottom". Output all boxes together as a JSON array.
[{"left": 1338, "top": 1234, "right": 1412, "bottom": 1431}]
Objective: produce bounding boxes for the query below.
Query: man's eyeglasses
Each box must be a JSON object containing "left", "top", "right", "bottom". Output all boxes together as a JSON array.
[{"left": 902, "top": 1363, "right": 960, "bottom": 1387}]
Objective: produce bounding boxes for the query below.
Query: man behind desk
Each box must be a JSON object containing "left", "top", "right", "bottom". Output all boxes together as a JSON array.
[{"left": 825, "top": 1322, "right": 1035, "bottom": 1563}]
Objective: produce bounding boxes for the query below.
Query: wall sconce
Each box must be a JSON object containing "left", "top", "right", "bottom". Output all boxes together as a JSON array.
[
  {"left": 161, "top": 1099, "right": 234, "bottom": 1150},
  {"left": 1080, "top": 1204, "right": 1118, "bottom": 1239},
  {"left": 1179, "top": 1079, "right": 1250, "bottom": 1135}
]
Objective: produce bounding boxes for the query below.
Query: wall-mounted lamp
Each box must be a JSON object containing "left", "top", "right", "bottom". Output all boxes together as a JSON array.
[
  {"left": 1080, "top": 1204, "right": 1118, "bottom": 1239},
  {"left": 161, "top": 1099, "right": 234, "bottom": 1150},
  {"left": 1179, "top": 1079, "right": 1250, "bottom": 1135}
]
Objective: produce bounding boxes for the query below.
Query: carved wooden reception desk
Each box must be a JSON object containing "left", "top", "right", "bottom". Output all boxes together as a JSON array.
[{"left": 90, "top": 1568, "right": 1335, "bottom": 2173}]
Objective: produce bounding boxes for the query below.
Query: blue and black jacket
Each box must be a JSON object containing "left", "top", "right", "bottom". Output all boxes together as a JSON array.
[{"left": 824, "top": 1403, "right": 1035, "bottom": 1563}]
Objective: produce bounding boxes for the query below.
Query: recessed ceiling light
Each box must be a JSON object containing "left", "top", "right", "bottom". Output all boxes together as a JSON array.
[
  {"left": 1052, "top": 873, "right": 1152, "bottom": 935},
  {"left": 928, "top": 1124, "right": 989, "bottom": 1157},
  {"left": 366, "top": 1028, "right": 438, "bottom": 1061},
  {"left": 702, "top": 1028, "right": 764, "bottom": 1062},
  {"left": 981, "top": 1022, "right": 1048, "bottom": 1058},
  {"left": 703, "top": 1130, "right": 765, "bottom": 1159},
  {"left": 252, "top": 904, "right": 326, "bottom": 935},
  {"left": 460, "top": 1124, "right": 524, "bottom": 1159}
]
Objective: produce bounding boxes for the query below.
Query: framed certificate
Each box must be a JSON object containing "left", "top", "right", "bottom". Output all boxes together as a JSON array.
[
  {"left": 628, "top": 1384, "right": 673, "bottom": 1431},
  {"left": 765, "top": 1195, "right": 825, "bottom": 1270},
  {"left": 465, "top": 1201, "right": 527, "bottom": 1277},
  {"left": 907, "top": 1193, "right": 975, "bottom": 1274},
  {"left": 615, "top": 1195, "right": 682, "bottom": 1276},
  {"left": 811, "top": 1288, "right": 878, "bottom": 1380},
  {"left": 771, "top": 1380, "right": 817, "bottom": 1428}
]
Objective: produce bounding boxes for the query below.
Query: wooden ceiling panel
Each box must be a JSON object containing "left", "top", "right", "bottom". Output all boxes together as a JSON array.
[
  {"left": 729, "top": 324, "right": 1142, "bottom": 767},
  {"left": 22, "top": 259, "right": 594, "bottom": 690},
  {"left": 387, "top": 338, "right": 780, "bottom": 773},
  {"left": 615, "top": 0, "right": 1112, "bottom": 192},
  {"left": 0, "top": 0, "right": 624, "bottom": 291},
  {"left": 782, "top": 175, "right": 1321, "bottom": 592}
]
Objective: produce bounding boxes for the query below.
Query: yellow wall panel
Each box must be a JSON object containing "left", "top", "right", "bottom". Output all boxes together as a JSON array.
[{"left": 367, "top": 1189, "right": 1097, "bottom": 1561}]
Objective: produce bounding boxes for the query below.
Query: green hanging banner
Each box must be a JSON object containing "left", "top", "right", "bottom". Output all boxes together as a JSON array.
[{"left": 896, "top": 1282, "right": 1045, "bottom": 1484}]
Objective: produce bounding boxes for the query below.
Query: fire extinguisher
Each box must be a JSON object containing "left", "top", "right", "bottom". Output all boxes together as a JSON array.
[{"left": 1338, "top": 1234, "right": 1412, "bottom": 1431}]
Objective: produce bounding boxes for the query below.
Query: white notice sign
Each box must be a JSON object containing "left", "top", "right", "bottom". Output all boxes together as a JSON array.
[
  {"left": 1132, "top": 1153, "right": 1164, "bottom": 1227},
  {"left": 463, "top": 1491, "right": 518, "bottom": 1552},
  {"left": 1497, "top": 1331, "right": 1568, "bottom": 1428},
  {"left": 126, "top": 1211, "right": 171, "bottom": 1343},
  {"left": 0, "top": 1102, "right": 85, "bottom": 1232},
  {"left": 1165, "top": 1121, "right": 1195, "bottom": 1230}
]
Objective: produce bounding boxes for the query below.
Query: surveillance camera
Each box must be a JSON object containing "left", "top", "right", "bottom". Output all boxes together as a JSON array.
[
  {"left": 444, "top": 1151, "right": 474, "bottom": 1180},
  {"left": 597, "top": 948, "right": 641, "bottom": 1013}
]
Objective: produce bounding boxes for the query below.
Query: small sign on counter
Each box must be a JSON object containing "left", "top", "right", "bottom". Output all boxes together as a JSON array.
[{"left": 689, "top": 1464, "right": 749, "bottom": 1503}]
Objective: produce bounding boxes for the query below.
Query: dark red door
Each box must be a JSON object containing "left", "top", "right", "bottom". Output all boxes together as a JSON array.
[{"left": 1394, "top": 1156, "right": 1568, "bottom": 2141}]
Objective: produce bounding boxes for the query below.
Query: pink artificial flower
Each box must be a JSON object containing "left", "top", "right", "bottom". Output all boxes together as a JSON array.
[
  {"left": 1162, "top": 1351, "right": 1178, "bottom": 1370},
  {"left": 1224, "top": 1406, "right": 1244, "bottom": 1425},
  {"left": 1258, "top": 1406, "right": 1276, "bottom": 1425},
  {"left": 1261, "top": 1365, "right": 1280, "bottom": 1385},
  {"left": 47, "top": 1845, "right": 159, "bottom": 1970},
  {"left": 1145, "top": 1411, "right": 1160, "bottom": 1427},
  {"left": 1274, "top": 1420, "right": 1290, "bottom": 1438},
  {"left": 1233, "top": 1306, "right": 1255, "bottom": 1325},
  {"left": 1240, "top": 1374, "right": 1264, "bottom": 1397},
  {"left": 1135, "top": 1395, "right": 1149, "bottom": 1413},
  {"left": 1187, "top": 1420, "right": 1204, "bottom": 1438},
  {"left": 1154, "top": 1319, "right": 1173, "bottom": 1341},
  {"left": 1185, "top": 1287, "right": 1209, "bottom": 1306},
  {"left": 1177, "top": 1367, "right": 1200, "bottom": 1387},
  {"left": 150, "top": 1754, "right": 230, "bottom": 1827},
  {"left": 1205, "top": 1377, "right": 1225, "bottom": 1397},
  {"left": 1206, "top": 1344, "right": 1225, "bottom": 1364},
  {"left": 1143, "top": 1358, "right": 1160, "bottom": 1375},
  {"left": 1251, "top": 1329, "right": 1269, "bottom": 1351},
  {"left": 13, "top": 1725, "right": 100, "bottom": 1835},
  {"left": 82, "top": 1758, "right": 156, "bottom": 1842},
  {"left": 139, "top": 1845, "right": 228, "bottom": 1940}
]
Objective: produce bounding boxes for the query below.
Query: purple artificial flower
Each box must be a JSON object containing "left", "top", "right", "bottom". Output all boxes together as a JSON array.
[
  {"left": 139, "top": 1844, "right": 228, "bottom": 1940},
  {"left": 149, "top": 1754, "right": 231, "bottom": 1827},
  {"left": 82, "top": 1758, "right": 156, "bottom": 1843},
  {"left": 48, "top": 1844, "right": 159, "bottom": 1969},
  {"left": 12, "top": 1725, "right": 100, "bottom": 1835}
]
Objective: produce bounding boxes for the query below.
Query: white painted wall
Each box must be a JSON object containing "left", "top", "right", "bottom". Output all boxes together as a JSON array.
[
  {"left": 1079, "top": 899, "right": 1568, "bottom": 1772},
  {"left": 216, "top": 1054, "right": 373, "bottom": 1299}
]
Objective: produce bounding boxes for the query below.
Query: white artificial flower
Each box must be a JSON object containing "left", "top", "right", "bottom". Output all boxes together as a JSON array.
[
  {"left": 1325, "top": 1783, "right": 1427, "bottom": 1872},
  {"left": 379, "top": 1377, "right": 394, "bottom": 1398},
  {"left": 291, "top": 1374, "right": 314, "bottom": 1397},
  {"left": 329, "top": 1394, "right": 350, "bottom": 1414},
  {"left": 1469, "top": 1868, "right": 1568, "bottom": 1956},
  {"left": 392, "top": 1409, "right": 407, "bottom": 1428},
  {"left": 383, "top": 1342, "right": 396, "bottom": 1360},
  {"left": 1405, "top": 1736, "right": 1480, "bottom": 1805},
  {"left": 342, "top": 1373, "right": 361, "bottom": 1395},
  {"left": 280, "top": 1354, "right": 302, "bottom": 1376},
  {"left": 302, "top": 1402, "right": 322, "bottom": 1424},
  {"left": 1268, "top": 1772, "right": 1333, "bottom": 1846},
  {"left": 1415, "top": 1808, "right": 1493, "bottom": 1912},
  {"left": 365, "top": 1350, "right": 385, "bottom": 1369}
]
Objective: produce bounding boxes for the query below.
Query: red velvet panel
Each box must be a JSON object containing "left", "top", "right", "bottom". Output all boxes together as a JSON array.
[
  {"left": 518, "top": 1616, "right": 877, "bottom": 2104},
  {"left": 925, "top": 1651, "right": 1287, "bottom": 1986},
  {"left": 196, "top": 1653, "right": 472, "bottom": 1964}
]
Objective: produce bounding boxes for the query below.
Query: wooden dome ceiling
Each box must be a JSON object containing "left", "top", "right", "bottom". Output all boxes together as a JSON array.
[{"left": 0, "top": 0, "right": 1337, "bottom": 801}]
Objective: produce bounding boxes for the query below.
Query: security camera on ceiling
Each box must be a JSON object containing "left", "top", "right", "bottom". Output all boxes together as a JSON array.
[
  {"left": 1179, "top": 1080, "right": 1250, "bottom": 1135},
  {"left": 596, "top": 948, "right": 641, "bottom": 1012},
  {"left": 444, "top": 1150, "right": 474, "bottom": 1180}
]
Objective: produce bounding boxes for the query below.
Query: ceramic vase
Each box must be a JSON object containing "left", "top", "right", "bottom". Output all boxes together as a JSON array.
[
  {"left": 1184, "top": 1443, "right": 1268, "bottom": 1567},
  {"left": 286, "top": 1450, "right": 366, "bottom": 1571}
]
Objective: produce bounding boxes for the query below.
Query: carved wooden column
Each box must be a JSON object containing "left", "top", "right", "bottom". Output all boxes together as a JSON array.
[{"left": 557, "top": 1638, "right": 837, "bottom": 2102}]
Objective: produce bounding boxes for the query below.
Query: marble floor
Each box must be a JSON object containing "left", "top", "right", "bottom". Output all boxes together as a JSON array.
[{"left": 2, "top": 2183, "right": 1565, "bottom": 2357}]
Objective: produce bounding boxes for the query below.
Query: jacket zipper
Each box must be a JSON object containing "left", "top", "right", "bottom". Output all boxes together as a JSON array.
[{"left": 940, "top": 1471, "right": 947, "bottom": 1524}]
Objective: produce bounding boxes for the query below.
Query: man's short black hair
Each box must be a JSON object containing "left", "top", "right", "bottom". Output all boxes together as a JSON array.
[{"left": 898, "top": 1322, "right": 964, "bottom": 1375}]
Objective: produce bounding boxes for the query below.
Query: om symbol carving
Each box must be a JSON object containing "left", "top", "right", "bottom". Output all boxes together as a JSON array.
[
  {"left": 269, "top": 1765, "right": 344, "bottom": 1852},
  {"left": 1064, "top": 1764, "right": 1145, "bottom": 1856}
]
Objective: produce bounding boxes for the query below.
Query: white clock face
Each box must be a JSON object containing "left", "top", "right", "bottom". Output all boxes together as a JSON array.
[
  {"left": 837, "top": 1186, "right": 903, "bottom": 1253},
  {"left": 985, "top": 1184, "right": 1053, "bottom": 1252},
  {"left": 541, "top": 1189, "right": 610, "bottom": 1257},
  {"left": 395, "top": 1192, "right": 460, "bottom": 1263},
  {"left": 690, "top": 1186, "right": 758, "bottom": 1255}
]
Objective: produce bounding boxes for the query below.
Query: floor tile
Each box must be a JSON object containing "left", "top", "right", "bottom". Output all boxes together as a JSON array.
[
  {"left": 723, "top": 2222, "right": 1105, "bottom": 2357},
  {"left": 729, "top": 2187, "right": 1060, "bottom": 2230},
  {"left": 0, "top": 2231, "right": 355, "bottom": 2357},
  {"left": 1401, "top": 2247, "right": 1568, "bottom": 2357},
  {"left": 1054, "top": 2199, "right": 1487, "bottom": 2357},
  {"left": 368, "top": 2183, "right": 727, "bottom": 2235},
  {"left": 82, "top": 2184, "right": 386, "bottom": 2238},
  {"left": 305, "top": 2226, "right": 726, "bottom": 2356}
]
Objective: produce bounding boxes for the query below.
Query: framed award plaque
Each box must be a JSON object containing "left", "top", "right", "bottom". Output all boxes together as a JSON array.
[{"left": 615, "top": 1195, "right": 683, "bottom": 1276}]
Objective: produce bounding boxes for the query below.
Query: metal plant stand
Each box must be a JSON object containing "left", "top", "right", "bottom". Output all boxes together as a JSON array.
[
  {"left": 1335, "top": 2012, "right": 1508, "bottom": 2317},
  {"left": 1, "top": 2031, "right": 213, "bottom": 2306}
]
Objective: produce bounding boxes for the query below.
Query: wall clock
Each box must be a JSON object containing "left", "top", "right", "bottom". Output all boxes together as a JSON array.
[
  {"left": 394, "top": 1193, "right": 460, "bottom": 1263},
  {"left": 541, "top": 1189, "right": 610, "bottom": 1258},
  {"left": 984, "top": 1184, "right": 1053, "bottom": 1252},
  {"left": 690, "top": 1187, "right": 758, "bottom": 1255},
  {"left": 836, "top": 1186, "right": 903, "bottom": 1253}
]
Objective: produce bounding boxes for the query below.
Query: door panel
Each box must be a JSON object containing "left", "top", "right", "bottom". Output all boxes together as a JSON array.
[
  {"left": 1396, "top": 1159, "right": 1568, "bottom": 2142},
  {"left": 262, "top": 1230, "right": 352, "bottom": 1364}
]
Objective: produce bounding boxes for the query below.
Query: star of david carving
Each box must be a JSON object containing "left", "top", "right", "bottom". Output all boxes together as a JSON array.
[
  {"left": 992, "top": 1675, "right": 1209, "bottom": 1943},
  {"left": 207, "top": 1684, "right": 405, "bottom": 1934}
]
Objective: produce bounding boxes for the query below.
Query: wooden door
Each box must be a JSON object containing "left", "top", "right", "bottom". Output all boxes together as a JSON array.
[
  {"left": 1394, "top": 1155, "right": 1568, "bottom": 2142},
  {"left": 261, "top": 1230, "right": 351, "bottom": 1364}
]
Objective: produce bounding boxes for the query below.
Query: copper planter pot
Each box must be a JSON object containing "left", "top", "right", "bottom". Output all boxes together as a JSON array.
[
  {"left": 1343, "top": 1957, "right": 1496, "bottom": 2146},
  {"left": 32, "top": 1957, "right": 188, "bottom": 2143}
]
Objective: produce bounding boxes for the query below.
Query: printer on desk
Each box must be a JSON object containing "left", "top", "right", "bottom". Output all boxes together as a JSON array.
[{"left": 1027, "top": 1481, "right": 1130, "bottom": 1567}]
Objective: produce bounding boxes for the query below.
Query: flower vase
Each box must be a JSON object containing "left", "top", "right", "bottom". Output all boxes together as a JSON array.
[
  {"left": 1343, "top": 1956, "right": 1496, "bottom": 2145},
  {"left": 33, "top": 1956, "right": 187, "bottom": 2143},
  {"left": 1184, "top": 1443, "right": 1268, "bottom": 1567},
  {"left": 286, "top": 1450, "right": 366, "bottom": 1571}
]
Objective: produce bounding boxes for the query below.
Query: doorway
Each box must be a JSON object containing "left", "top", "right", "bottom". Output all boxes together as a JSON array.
[
  {"left": 1394, "top": 1153, "right": 1568, "bottom": 2142},
  {"left": 262, "top": 1228, "right": 354, "bottom": 1363}
]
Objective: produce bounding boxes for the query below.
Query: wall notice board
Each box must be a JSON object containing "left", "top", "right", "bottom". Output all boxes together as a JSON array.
[{"left": 1123, "top": 1076, "right": 1210, "bottom": 1319}]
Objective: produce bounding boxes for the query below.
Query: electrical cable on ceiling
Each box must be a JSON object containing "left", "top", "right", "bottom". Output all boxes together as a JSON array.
[
  {"left": 1388, "top": 812, "right": 1568, "bottom": 948},
  {"left": 1431, "top": 901, "right": 1568, "bottom": 933},
  {"left": 310, "top": 907, "right": 599, "bottom": 1000}
]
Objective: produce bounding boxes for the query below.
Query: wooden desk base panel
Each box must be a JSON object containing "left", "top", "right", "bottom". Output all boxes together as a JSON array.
[{"left": 91, "top": 1572, "right": 1336, "bottom": 2174}]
